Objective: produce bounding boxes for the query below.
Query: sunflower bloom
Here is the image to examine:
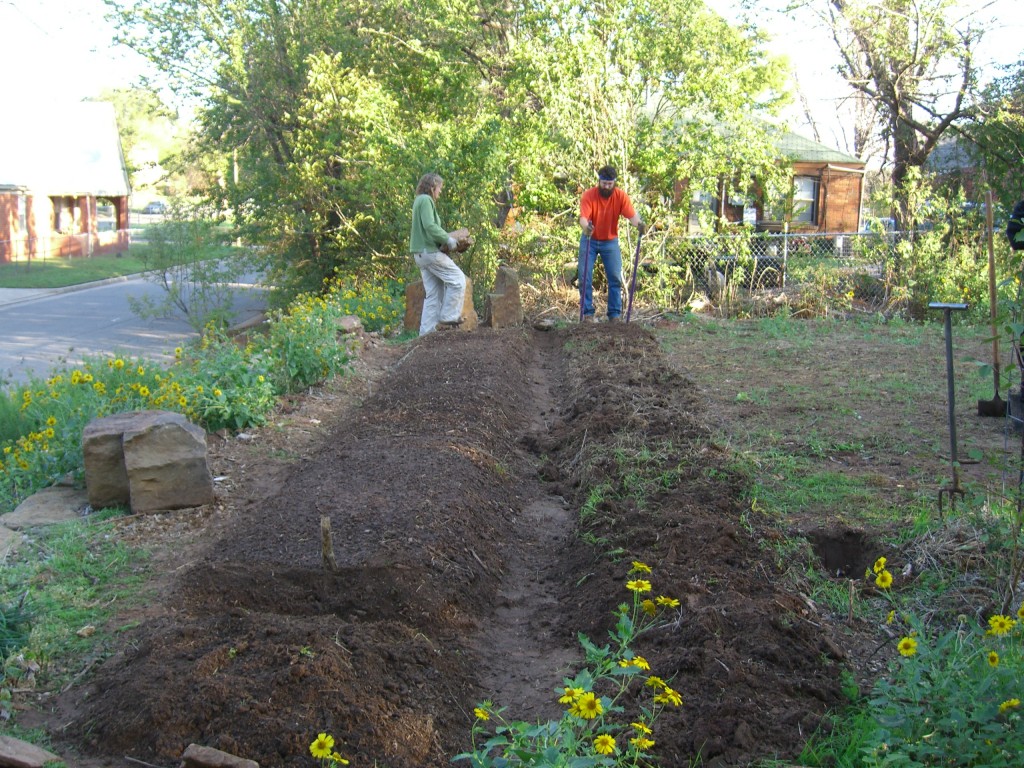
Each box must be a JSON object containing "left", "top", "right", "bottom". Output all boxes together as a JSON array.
[
  {"left": 654, "top": 686, "right": 683, "bottom": 706},
  {"left": 559, "top": 686, "right": 584, "bottom": 704},
  {"left": 875, "top": 570, "right": 893, "bottom": 589},
  {"left": 630, "top": 736, "right": 656, "bottom": 750},
  {"left": 630, "top": 655, "right": 651, "bottom": 670},
  {"left": 570, "top": 691, "right": 603, "bottom": 719},
  {"left": 988, "top": 615, "right": 1016, "bottom": 636},
  {"left": 999, "top": 698, "right": 1021, "bottom": 713},
  {"left": 626, "top": 579, "right": 652, "bottom": 593},
  {"left": 310, "top": 733, "right": 335, "bottom": 759},
  {"left": 630, "top": 561, "right": 652, "bottom": 574},
  {"left": 1017, "top": 605, "right": 1024, "bottom": 621},
  {"left": 873, "top": 556, "right": 887, "bottom": 574},
  {"left": 645, "top": 675, "right": 667, "bottom": 690},
  {"left": 330, "top": 751, "right": 349, "bottom": 765},
  {"left": 593, "top": 734, "right": 616, "bottom": 755},
  {"left": 631, "top": 721, "right": 652, "bottom": 734},
  {"left": 987, "top": 651, "right": 1000, "bottom": 667},
  {"left": 656, "top": 595, "right": 680, "bottom": 608},
  {"left": 641, "top": 599, "right": 657, "bottom": 617},
  {"left": 897, "top": 637, "right": 918, "bottom": 657},
  {"left": 473, "top": 707, "right": 490, "bottom": 721}
]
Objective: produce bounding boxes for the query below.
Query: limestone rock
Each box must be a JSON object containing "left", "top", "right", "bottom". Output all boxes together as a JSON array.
[
  {"left": 1, "top": 486, "right": 89, "bottom": 529},
  {"left": 0, "top": 734, "right": 61, "bottom": 768},
  {"left": 83, "top": 410, "right": 214, "bottom": 514},
  {"left": 404, "top": 278, "right": 478, "bottom": 333},
  {"left": 335, "top": 314, "right": 363, "bottom": 334},
  {"left": 483, "top": 265, "right": 524, "bottom": 328},
  {"left": 180, "top": 743, "right": 260, "bottom": 768}
]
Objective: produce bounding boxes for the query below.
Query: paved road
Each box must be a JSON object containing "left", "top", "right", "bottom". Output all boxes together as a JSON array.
[{"left": 0, "top": 274, "right": 268, "bottom": 385}]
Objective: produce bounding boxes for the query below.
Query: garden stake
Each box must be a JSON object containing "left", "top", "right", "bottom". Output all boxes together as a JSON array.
[
  {"left": 930, "top": 301, "right": 968, "bottom": 516},
  {"left": 625, "top": 230, "right": 644, "bottom": 323},
  {"left": 978, "top": 188, "right": 1006, "bottom": 416}
]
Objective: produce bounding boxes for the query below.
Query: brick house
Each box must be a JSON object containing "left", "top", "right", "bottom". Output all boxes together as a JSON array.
[
  {"left": 0, "top": 102, "right": 131, "bottom": 264},
  {"left": 688, "top": 131, "right": 866, "bottom": 234}
]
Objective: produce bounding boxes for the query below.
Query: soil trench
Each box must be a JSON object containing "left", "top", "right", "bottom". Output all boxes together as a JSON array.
[{"left": 37, "top": 325, "right": 848, "bottom": 768}]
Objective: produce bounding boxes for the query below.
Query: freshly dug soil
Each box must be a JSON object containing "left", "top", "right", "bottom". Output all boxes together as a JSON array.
[{"left": 45, "top": 324, "right": 848, "bottom": 766}]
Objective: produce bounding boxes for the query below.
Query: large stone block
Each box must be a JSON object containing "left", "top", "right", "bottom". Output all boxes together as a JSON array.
[
  {"left": 404, "top": 278, "right": 478, "bottom": 332},
  {"left": 483, "top": 265, "right": 524, "bottom": 328},
  {"left": 180, "top": 743, "right": 260, "bottom": 768},
  {"left": 83, "top": 410, "right": 214, "bottom": 513}
]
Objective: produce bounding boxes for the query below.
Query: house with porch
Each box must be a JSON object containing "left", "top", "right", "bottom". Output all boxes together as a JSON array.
[
  {"left": 0, "top": 102, "right": 131, "bottom": 264},
  {"left": 688, "top": 130, "right": 866, "bottom": 234}
]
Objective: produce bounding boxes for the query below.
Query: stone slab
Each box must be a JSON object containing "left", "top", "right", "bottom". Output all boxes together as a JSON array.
[{"left": 1, "top": 486, "right": 89, "bottom": 530}]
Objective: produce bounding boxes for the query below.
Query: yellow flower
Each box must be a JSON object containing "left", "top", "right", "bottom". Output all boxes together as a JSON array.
[
  {"left": 330, "top": 752, "right": 349, "bottom": 765},
  {"left": 653, "top": 686, "right": 683, "bottom": 707},
  {"left": 630, "top": 721, "right": 652, "bottom": 735},
  {"left": 645, "top": 675, "right": 667, "bottom": 690},
  {"left": 593, "top": 734, "right": 616, "bottom": 755},
  {"left": 629, "top": 655, "right": 650, "bottom": 670},
  {"left": 875, "top": 570, "right": 893, "bottom": 589},
  {"left": 641, "top": 599, "right": 657, "bottom": 617},
  {"left": 46, "top": 416, "right": 56, "bottom": 427},
  {"left": 174, "top": 347, "right": 183, "bottom": 358},
  {"left": 897, "top": 637, "right": 918, "bottom": 657},
  {"left": 656, "top": 595, "right": 680, "bottom": 608},
  {"left": 558, "top": 686, "right": 583, "bottom": 704},
  {"left": 886, "top": 610, "right": 895, "bottom": 625},
  {"left": 139, "top": 386, "right": 151, "bottom": 398},
  {"left": 630, "top": 560, "right": 652, "bottom": 574},
  {"left": 310, "top": 733, "right": 335, "bottom": 759},
  {"left": 137, "top": 366, "right": 145, "bottom": 376},
  {"left": 873, "top": 556, "right": 887, "bottom": 574},
  {"left": 473, "top": 707, "right": 490, "bottom": 721},
  {"left": 626, "top": 579, "right": 652, "bottom": 593},
  {"left": 114, "top": 358, "right": 125, "bottom": 370},
  {"left": 1017, "top": 605, "right": 1024, "bottom": 621},
  {"left": 570, "top": 691, "right": 603, "bottom": 719},
  {"left": 630, "top": 736, "right": 656, "bottom": 750},
  {"left": 999, "top": 698, "right": 1021, "bottom": 713},
  {"left": 213, "top": 388, "right": 223, "bottom": 398},
  {"left": 988, "top": 615, "right": 1016, "bottom": 636},
  {"left": 988, "top": 651, "right": 1000, "bottom": 668}
]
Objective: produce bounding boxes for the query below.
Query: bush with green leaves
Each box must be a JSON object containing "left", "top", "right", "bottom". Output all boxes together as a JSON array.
[
  {"left": 0, "top": 281, "right": 400, "bottom": 515},
  {"left": 456, "top": 562, "right": 683, "bottom": 767}
]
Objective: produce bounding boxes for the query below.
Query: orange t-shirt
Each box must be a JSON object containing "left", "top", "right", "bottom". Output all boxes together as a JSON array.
[{"left": 580, "top": 187, "right": 636, "bottom": 240}]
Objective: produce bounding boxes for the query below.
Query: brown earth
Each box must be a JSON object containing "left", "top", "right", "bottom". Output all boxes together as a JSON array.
[{"left": 18, "top": 321, "right": 962, "bottom": 767}]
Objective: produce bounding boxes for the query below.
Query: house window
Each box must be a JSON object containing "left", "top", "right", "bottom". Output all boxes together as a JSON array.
[
  {"left": 17, "top": 196, "right": 27, "bottom": 232},
  {"left": 792, "top": 176, "right": 818, "bottom": 224}
]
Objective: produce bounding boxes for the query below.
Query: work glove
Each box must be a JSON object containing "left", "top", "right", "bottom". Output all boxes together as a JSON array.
[
  {"left": 445, "top": 236, "right": 458, "bottom": 252},
  {"left": 637, "top": 220, "right": 647, "bottom": 236}
]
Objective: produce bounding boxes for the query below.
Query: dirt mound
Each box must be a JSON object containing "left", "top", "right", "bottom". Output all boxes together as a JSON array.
[{"left": 58, "top": 325, "right": 843, "bottom": 767}]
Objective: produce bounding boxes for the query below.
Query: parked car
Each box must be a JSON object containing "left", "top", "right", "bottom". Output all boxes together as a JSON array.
[{"left": 142, "top": 201, "right": 168, "bottom": 215}]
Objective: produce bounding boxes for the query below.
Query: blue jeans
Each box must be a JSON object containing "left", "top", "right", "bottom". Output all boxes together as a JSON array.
[{"left": 578, "top": 236, "right": 623, "bottom": 318}]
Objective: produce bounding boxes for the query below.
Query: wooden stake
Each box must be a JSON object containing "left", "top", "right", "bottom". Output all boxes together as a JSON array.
[{"left": 321, "top": 515, "right": 338, "bottom": 572}]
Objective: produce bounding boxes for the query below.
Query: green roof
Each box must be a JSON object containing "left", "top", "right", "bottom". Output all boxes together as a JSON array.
[{"left": 775, "top": 131, "right": 863, "bottom": 165}]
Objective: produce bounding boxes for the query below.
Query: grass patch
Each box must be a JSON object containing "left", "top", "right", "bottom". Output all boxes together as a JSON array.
[
  {"left": 0, "top": 247, "right": 156, "bottom": 289},
  {"left": 0, "top": 512, "right": 149, "bottom": 690}
]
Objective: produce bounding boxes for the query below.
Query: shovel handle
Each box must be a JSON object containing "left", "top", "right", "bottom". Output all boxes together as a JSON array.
[{"left": 987, "top": 188, "right": 1000, "bottom": 387}]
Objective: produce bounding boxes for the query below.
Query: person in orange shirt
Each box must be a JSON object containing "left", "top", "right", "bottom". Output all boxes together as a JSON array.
[{"left": 578, "top": 165, "right": 646, "bottom": 322}]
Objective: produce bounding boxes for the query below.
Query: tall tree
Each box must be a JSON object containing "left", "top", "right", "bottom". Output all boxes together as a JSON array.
[
  {"left": 961, "top": 60, "right": 1024, "bottom": 208},
  {"left": 105, "top": 0, "right": 789, "bottom": 298},
  {"left": 821, "top": 0, "right": 983, "bottom": 224}
]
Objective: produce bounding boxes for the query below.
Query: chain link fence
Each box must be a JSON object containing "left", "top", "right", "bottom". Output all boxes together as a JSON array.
[{"left": 629, "top": 229, "right": 991, "bottom": 319}]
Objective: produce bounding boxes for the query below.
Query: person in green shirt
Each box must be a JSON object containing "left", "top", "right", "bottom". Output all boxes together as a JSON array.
[{"left": 409, "top": 173, "right": 466, "bottom": 335}]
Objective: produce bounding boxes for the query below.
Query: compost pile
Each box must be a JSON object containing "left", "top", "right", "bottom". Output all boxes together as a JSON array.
[{"left": 51, "top": 324, "right": 845, "bottom": 767}]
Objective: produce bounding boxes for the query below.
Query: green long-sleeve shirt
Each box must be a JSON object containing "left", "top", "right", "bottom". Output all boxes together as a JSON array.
[{"left": 409, "top": 194, "right": 449, "bottom": 253}]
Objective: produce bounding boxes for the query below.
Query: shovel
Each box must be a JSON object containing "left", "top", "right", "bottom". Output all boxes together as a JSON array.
[
  {"left": 625, "top": 230, "right": 643, "bottom": 323},
  {"left": 978, "top": 188, "right": 1007, "bottom": 417}
]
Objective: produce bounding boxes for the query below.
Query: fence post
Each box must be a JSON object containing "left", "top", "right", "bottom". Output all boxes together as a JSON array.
[{"left": 782, "top": 222, "right": 789, "bottom": 288}]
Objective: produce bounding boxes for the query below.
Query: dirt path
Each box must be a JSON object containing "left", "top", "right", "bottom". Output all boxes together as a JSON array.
[{"left": 28, "top": 325, "right": 851, "bottom": 768}]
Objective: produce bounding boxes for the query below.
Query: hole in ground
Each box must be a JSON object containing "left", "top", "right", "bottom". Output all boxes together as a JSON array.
[{"left": 805, "top": 526, "right": 877, "bottom": 578}]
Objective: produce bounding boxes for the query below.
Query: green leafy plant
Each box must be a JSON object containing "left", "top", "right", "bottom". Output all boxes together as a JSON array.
[{"left": 456, "top": 562, "right": 683, "bottom": 767}]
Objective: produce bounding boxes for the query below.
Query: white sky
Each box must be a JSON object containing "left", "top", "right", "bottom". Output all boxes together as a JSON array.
[{"left": 2, "top": 0, "right": 1021, "bottom": 160}]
